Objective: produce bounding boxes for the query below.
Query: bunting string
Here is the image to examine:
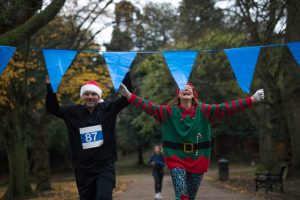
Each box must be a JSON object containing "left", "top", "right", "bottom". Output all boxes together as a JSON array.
[{"left": 0, "top": 41, "right": 299, "bottom": 93}]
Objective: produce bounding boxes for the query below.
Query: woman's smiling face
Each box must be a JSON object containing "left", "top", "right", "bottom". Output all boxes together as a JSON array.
[{"left": 177, "top": 84, "right": 194, "bottom": 100}]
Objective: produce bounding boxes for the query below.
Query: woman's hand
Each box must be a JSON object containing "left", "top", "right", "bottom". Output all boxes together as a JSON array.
[
  {"left": 251, "top": 89, "right": 264, "bottom": 103},
  {"left": 119, "top": 83, "right": 132, "bottom": 99}
]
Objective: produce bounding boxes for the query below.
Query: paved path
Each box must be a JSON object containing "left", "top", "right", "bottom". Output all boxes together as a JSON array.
[{"left": 114, "top": 174, "right": 260, "bottom": 200}]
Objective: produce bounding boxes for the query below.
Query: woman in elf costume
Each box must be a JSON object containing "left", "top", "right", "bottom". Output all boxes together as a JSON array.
[{"left": 119, "top": 83, "right": 264, "bottom": 200}]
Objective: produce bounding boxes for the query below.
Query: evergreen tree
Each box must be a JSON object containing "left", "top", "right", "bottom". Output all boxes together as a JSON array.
[{"left": 177, "top": 0, "right": 224, "bottom": 41}]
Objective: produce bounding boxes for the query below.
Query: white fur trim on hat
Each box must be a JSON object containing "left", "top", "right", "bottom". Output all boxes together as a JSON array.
[{"left": 80, "top": 84, "right": 102, "bottom": 97}]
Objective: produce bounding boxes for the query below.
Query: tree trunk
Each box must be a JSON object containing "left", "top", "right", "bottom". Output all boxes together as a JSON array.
[
  {"left": 136, "top": 145, "right": 144, "bottom": 165},
  {"left": 2, "top": 115, "right": 32, "bottom": 200},
  {"left": 282, "top": 0, "right": 300, "bottom": 176},
  {"left": 235, "top": 0, "right": 286, "bottom": 168},
  {"left": 121, "top": 148, "right": 128, "bottom": 157},
  {"left": 255, "top": 49, "right": 279, "bottom": 167},
  {"left": 258, "top": 105, "right": 276, "bottom": 167},
  {"left": 32, "top": 119, "right": 51, "bottom": 192}
]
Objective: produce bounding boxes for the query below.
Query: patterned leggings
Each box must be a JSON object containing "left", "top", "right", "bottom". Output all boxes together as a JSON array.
[{"left": 170, "top": 167, "right": 203, "bottom": 200}]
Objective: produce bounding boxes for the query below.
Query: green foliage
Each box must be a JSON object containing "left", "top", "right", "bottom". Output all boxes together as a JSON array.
[
  {"left": 0, "top": 12, "right": 112, "bottom": 198},
  {"left": 0, "top": 0, "right": 295, "bottom": 180},
  {"left": 116, "top": 150, "right": 153, "bottom": 175},
  {"left": 177, "top": 0, "right": 224, "bottom": 42},
  {"left": 105, "top": 27, "right": 133, "bottom": 51},
  {"left": 116, "top": 30, "right": 260, "bottom": 158},
  {"left": 134, "top": 2, "right": 179, "bottom": 50},
  {"left": 47, "top": 120, "right": 69, "bottom": 156},
  {"left": 30, "top": 16, "right": 112, "bottom": 104}
]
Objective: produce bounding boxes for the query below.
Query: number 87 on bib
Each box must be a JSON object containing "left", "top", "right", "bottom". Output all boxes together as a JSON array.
[{"left": 80, "top": 125, "right": 103, "bottom": 149}]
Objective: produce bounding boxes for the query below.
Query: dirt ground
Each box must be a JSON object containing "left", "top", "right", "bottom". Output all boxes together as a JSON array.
[{"left": 1, "top": 167, "right": 300, "bottom": 199}]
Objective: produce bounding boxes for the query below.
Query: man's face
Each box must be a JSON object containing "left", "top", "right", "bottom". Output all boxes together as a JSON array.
[
  {"left": 82, "top": 91, "right": 100, "bottom": 108},
  {"left": 177, "top": 85, "right": 194, "bottom": 100}
]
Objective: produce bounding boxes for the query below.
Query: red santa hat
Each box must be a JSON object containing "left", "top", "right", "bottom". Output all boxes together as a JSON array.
[{"left": 80, "top": 81, "right": 103, "bottom": 97}]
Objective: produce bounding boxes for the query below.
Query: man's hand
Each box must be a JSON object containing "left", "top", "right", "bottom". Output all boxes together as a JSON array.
[
  {"left": 46, "top": 75, "right": 50, "bottom": 84},
  {"left": 119, "top": 83, "right": 132, "bottom": 99},
  {"left": 251, "top": 89, "right": 264, "bottom": 103}
]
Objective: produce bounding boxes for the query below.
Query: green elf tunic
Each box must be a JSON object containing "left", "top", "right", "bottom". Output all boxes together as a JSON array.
[{"left": 128, "top": 94, "right": 253, "bottom": 173}]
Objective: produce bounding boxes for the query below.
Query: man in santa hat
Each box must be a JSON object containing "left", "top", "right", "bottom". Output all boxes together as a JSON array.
[{"left": 45, "top": 72, "right": 132, "bottom": 200}]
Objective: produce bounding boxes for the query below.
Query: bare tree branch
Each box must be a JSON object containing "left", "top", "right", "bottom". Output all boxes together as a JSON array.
[{"left": 0, "top": 0, "right": 66, "bottom": 45}]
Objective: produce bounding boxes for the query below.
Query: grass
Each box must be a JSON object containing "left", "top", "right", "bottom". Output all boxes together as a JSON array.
[
  {"left": 115, "top": 155, "right": 151, "bottom": 175},
  {"left": 206, "top": 164, "right": 300, "bottom": 200}
]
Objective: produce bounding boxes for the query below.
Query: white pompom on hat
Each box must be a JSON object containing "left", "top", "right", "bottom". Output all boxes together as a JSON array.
[{"left": 80, "top": 81, "right": 103, "bottom": 97}]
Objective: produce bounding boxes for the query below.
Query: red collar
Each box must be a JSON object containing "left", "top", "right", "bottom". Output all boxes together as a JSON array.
[
  {"left": 177, "top": 104, "right": 196, "bottom": 111},
  {"left": 177, "top": 104, "right": 197, "bottom": 119}
]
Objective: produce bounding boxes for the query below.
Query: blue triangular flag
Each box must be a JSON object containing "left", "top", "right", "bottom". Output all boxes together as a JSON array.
[
  {"left": 103, "top": 52, "right": 136, "bottom": 92},
  {"left": 224, "top": 46, "right": 261, "bottom": 93},
  {"left": 287, "top": 42, "right": 300, "bottom": 67},
  {"left": 163, "top": 50, "right": 198, "bottom": 90},
  {"left": 0, "top": 46, "right": 16, "bottom": 75},
  {"left": 43, "top": 49, "right": 78, "bottom": 93}
]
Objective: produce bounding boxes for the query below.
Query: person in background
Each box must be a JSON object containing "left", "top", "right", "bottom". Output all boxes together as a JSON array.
[
  {"left": 119, "top": 82, "right": 264, "bottom": 200},
  {"left": 45, "top": 73, "right": 132, "bottom": 200},
  {"left": 149, "top": 145, "right": 165, "bottom": 199}
]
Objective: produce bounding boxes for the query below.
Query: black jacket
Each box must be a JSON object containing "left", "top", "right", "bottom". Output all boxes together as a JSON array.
[
  {"left": 45, "top": 73, "right": 132, "bottom": 169},
  {"left": 149, "top": 153, "right": 165, "bottom": 171}
]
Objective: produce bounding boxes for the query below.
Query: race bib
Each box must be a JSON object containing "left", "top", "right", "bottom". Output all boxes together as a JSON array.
[{"left": 79, "top": 125, "right": 103, "bottom": 149}]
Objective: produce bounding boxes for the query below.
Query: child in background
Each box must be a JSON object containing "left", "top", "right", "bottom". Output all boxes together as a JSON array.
[{"left": 149, "top": 145, "right": 165, "bottom": 199}]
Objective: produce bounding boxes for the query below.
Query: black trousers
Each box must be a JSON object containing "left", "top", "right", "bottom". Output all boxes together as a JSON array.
[
  {"left": 74, "top": 160, "right": 116, "bottom": 200},
  {"left": 153, "top": 170, "right": 164, "bottom": 193}
]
